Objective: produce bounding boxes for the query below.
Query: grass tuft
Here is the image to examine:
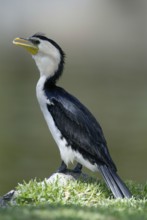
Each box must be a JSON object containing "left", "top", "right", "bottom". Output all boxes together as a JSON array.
[{"left": 1, "top": 177, "right": 147, "bottom": 220}]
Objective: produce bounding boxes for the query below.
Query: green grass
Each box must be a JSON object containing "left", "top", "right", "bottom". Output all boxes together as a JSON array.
[{"left": 0, "top": 177, "right": 147, "bottom": 220}]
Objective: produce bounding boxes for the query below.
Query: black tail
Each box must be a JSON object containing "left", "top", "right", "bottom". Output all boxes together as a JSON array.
[{"left": 99, "top": 165, "right": 132, "bottom": 198}]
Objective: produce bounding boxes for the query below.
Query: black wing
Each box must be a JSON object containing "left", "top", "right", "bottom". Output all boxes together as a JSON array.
[{"left": 45, "top": 86, "right": 116, "bottom": 171}]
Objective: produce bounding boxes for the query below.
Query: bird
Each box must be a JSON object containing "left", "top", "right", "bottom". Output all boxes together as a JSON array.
[{"left": 13, "top": 33, "right": 132, "bottom": 199}]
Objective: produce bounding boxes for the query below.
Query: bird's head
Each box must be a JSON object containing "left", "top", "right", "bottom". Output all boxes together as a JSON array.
[{"left": 13, "top": 33, "right": 65, "bottom": 81}]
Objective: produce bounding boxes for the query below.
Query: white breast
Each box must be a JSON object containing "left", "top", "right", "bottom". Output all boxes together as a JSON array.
[{"left": 36, "top": 76, "right": 75, "bottom": 165}]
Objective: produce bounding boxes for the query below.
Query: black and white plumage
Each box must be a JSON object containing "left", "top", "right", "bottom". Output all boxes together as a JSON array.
[{"left": 13, "top": 33, "right": 132, "bottom": 199}]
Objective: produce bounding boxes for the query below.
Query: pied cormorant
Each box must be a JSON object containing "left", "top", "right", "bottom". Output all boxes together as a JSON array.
[{"left": 13, "top": 33, "right": 131, "bottom": 199}]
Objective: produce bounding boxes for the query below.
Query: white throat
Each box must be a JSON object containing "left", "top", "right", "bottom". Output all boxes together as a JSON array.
[
  {"left": 32, "top": 54, "right": 60, "bottom": 78},
  {"left": 32, "top": 40, "right": 61, "bottom": 78}
]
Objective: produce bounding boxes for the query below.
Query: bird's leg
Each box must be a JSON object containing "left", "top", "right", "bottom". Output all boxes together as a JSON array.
[
  {"left": 56, "top": 161, "right": 82, "bottom": 174},
  {"left": 56, "top": 161, "right": 68, "bottom": 173},
  {"left": 73, "top": 163, "right": 83, "bottom": 173}
]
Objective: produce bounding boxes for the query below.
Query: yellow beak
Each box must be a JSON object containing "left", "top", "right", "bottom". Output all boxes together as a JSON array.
[{"left": 13, "top": 37, "right": 38, "bottom": 55}]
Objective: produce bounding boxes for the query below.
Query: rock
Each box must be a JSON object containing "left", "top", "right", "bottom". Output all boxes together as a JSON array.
[
  {"left": 44, "top": 171, "right": 89, "bottom": 185},
  {"left": 0, "top": 190, "right": 16, "bottom": 207}
]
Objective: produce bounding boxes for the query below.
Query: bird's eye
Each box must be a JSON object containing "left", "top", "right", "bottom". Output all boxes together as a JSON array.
[{"left": 30, "top": 39, "right": 40, "bottom": 45}]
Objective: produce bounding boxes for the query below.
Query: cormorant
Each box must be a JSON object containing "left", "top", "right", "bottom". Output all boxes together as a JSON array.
[{"left": 13, "top": 33, "right": 132, "bottom": 198}]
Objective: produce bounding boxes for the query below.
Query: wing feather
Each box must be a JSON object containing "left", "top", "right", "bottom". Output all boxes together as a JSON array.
[{"left": 45, "top": 86, "right": 116, "bottom": 170}]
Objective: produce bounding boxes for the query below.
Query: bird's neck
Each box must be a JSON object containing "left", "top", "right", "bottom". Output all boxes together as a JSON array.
[
  {"left": 33, "top": 54, "right": 64, "bottom": 86},
  {"left": 33, "top": 55, "right": 59, "bottom": 78}
]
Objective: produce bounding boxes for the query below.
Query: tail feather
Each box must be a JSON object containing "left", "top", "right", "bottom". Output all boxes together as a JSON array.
[{"left": 99, "top": 165, "right": 132, "bottom": 199}]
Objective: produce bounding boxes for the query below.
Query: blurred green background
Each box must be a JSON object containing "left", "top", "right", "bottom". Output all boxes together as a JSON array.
[{"left": 0, "top": 0, "right": 147, "bottom": 195}]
